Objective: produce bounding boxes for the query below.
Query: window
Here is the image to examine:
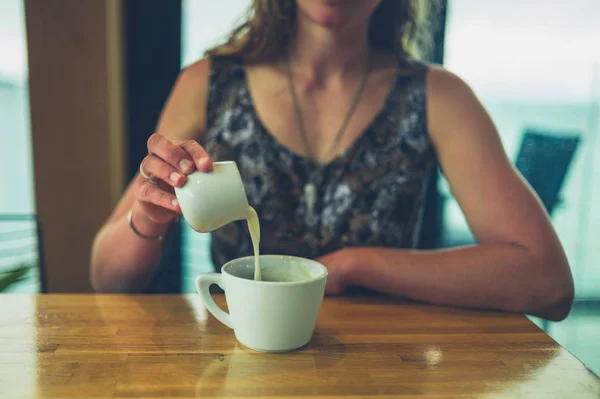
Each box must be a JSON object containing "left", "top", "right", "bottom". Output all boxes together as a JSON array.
[
  {"left": 0, "top": 0, "right": 39, "bottom": 293},
  {"left": 0, "top": 0, "right": 33, "bottom": 214}
]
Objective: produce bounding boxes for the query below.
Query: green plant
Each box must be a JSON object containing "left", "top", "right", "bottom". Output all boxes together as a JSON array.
[{"left": 0, "top": 264, "right": 32, "bottom": 292}]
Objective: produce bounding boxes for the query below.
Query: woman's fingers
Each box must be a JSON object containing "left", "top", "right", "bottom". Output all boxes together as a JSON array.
[
  {"left": 136, "top": 133, "right": 213, "bottom": 221},
  {"left": 135, "top": 200, "right": 177, "bottom": 225},
  {"left": 140, "top": 155, "right": 186, "bottom": 187},
  {"left": 147, "top": 133, "right": 196, "bottom": 174},
  {"left": 135, "top": 178, "right": 180, "bottom": 212},
  {"left": 180, "top": 139, "right": 213, "bottom": 172},
  {"left": 147, "top": 133, "right": 213, "bottom": 173}
]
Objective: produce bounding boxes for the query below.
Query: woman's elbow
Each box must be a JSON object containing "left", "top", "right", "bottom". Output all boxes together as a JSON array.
[
  {"left": 523, "top": 258, "right": 575, "bottom": 322},
  {"left": 90, "top": 259, "right": 121, "bottom": 293},
  {"left": 90, "top": 231, "right": 150, "bottom": 293},
  {"left": 90, "top": 263, "right": 143, "bottom": 294},
  {"left": 90, "top": 246, "right": 137, "bottom": 294},
  {"left": 90, "top": 256, "right": 152, "bottom": 294},
  {"left": 527, "top": 290, "right": 573, "bottom": 322},
  {"left": 90, "top": 237, "right": 116, "bottom": 293}
]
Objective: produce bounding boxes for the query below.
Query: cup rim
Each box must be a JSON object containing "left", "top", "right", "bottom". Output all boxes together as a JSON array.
[{"left": 221, "top": 255, "right": 328, "bottom": 286}]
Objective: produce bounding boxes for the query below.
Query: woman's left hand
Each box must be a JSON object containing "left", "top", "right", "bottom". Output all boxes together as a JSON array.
[{"left": 316, "top": 249, "right": 357, "bottom": 295}]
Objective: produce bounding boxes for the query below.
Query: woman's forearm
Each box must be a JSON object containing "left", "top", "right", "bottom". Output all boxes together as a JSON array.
[
  {"left": 346, "top": 244, "right": 574, "bottom": 321},
  {"left": 90, "top": 208, "right": 171, "bottom": 293}
]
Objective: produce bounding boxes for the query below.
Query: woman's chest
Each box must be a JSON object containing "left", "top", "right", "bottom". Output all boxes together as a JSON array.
[{"left": 243, "top": 65, "right": 399, "bottom": 166}]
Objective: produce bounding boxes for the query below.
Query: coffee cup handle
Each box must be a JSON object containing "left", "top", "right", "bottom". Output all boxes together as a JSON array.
[{"left": 195, "top": 274, "right": 232, "bottom": 328}]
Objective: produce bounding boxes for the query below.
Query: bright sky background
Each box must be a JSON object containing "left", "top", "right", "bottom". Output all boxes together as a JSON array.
[
  {"left": 1, "top": 0, "right": 599, "bottom": 99},
  {"left": 182, "top": 0, "right": 251, "bottom": 67},
  {"left": 0, "top": 0, "right": 27, "bottom": 84},
  {"left": 182, "top": 0, "right": 600, "bottom": 103},
  {"left": 445, "top": 0, "right": 600, "bottom": 102}
]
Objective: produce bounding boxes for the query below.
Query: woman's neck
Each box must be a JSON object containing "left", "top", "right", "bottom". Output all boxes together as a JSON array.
[{"left": 287, "top": 13, "right": 371, "bottom": 84}]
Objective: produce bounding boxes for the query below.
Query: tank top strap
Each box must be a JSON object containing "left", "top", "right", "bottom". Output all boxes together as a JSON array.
[
  {"left": 397, "top": 53, "right": 430, "bottom": 81},
  {"left": 205, "top": 55, "right": 246, "bottom": 132}
]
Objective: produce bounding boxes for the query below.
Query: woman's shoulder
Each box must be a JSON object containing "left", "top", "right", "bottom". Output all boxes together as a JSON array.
[
  {"left": 396, "top": 55, "right": 470, "bottom": 92},
  {"left": 424, "top": 64, "right": 494, "bottom": 148},
  {"left": 179, "top": 57, "right": 211, "bottom": 85},
  {"left": 154, "top": 57, "right": 216, "bottom": 141},
  {"left": 425, "top": 64, "right": 480, "bottom": 119},
  {"left": 426, "top": 64, "right": 472, "bottom": 96},
  {"left": 179, "top": 55, "right": 244, "bottom": 84}
]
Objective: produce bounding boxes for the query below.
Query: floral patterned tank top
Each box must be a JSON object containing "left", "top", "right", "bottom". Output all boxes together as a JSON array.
[{"left": 203, "top": 55, "right": 437, "bottom": 269}]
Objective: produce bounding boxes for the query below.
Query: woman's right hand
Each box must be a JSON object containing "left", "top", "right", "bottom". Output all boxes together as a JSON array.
[{"left": 133, "top": 133, "right": 213, "bottom": 228}]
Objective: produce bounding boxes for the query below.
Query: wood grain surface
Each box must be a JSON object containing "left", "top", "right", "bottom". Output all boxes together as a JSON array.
[{"left": 0, "top": 294, "right": 598, "bottom": 398}]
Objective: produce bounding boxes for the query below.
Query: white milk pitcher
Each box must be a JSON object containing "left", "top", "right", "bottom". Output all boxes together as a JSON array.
[{"left": 174, "top": 161, "right": 249, "bottom": 233}]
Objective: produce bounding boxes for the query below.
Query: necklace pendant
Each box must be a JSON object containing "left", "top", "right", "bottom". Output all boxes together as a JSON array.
[{"left": 304, "top": 183, "right": 319, "bottom": 227}]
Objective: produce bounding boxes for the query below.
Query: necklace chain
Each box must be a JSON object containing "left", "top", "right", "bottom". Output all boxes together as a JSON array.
[
  {"left": 285, "top": 53, "right": 371, "bottom": 227},
  {"left": 285, "top": 54, "right": 371, "bottom": 165}
]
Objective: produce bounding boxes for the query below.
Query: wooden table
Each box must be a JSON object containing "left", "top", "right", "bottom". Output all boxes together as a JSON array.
[{"left": 1, "top": 294, "right": 598, "bottom": 398}]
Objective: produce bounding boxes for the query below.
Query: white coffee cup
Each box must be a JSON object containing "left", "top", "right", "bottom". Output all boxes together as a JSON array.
[
  {"left": 196, "top": 255, "right": 328, "bottom": 352},
  {"left": 174, "top": 161, "right": 248, "bottom": 233}
]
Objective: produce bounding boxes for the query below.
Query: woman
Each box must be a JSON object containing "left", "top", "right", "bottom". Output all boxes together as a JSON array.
[{"left": 91, "top": 0, "right": 574, "bottom": 321}]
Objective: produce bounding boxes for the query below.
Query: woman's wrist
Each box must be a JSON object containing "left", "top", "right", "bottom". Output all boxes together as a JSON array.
[
  {"left": 340, "top": 247, "right": 367, "bottom": 286},
  {"left": 128, "top": 205, "right": 173, "bottom": 240}
]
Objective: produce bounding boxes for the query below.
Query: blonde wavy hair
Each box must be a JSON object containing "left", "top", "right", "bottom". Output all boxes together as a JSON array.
[{"left": 207, "top": 0, "right": 441, "bottom": 63}]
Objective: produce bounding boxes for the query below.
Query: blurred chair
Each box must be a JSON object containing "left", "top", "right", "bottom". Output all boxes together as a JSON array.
[
  {"left": 440, "top": 128, "right": 581, "bottom": 248},
  {"left": 0, "top": 214, "right": 46, "bottom": 293},
  {"left": 515, "top": 128, "right": 581, "bottom": 216}
]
